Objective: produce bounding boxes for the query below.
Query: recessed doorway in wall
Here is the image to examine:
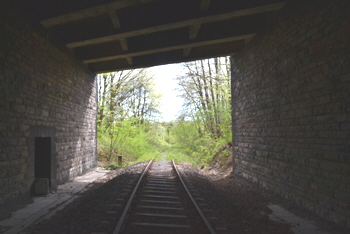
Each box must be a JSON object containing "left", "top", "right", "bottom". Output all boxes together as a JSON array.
[{"left": 34, "top": 137, "right": 51, "bottom": 186}]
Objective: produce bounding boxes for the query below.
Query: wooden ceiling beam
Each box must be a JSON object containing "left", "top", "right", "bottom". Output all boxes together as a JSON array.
[
  {"left": 108, "top": 10, "right": 130, "bottom": 54},
  {"left": 200, "top": 0, "right": 212, "bottom": 11},
  {"left": 189, "top": 24, "right": 202, "bottom": 40},
  {"left": 83, "top": 33, "right": 256, "bottom": 63},
  {"left": 66, "top": 2, "right": 285, "bottom": 48},
  {"left": 192, "top": 0, "right": 212, "bottom": 36},
  {"left": 186, "top": 0, "right": 211, "bottom": 56},
  {"left": 119, "top": 38, "right": 129, "bottom": 51},
  {"left": 108, "top": 10, "right": 121, "bottom": 30},
  {"left": 183, "top": 47, "right": 192, "bottom": 57},
  {"left": 108, "top": 9, "right": 131, "bottom": 59},
  {"left": 40, "top": 0, "right": 158, "bottom": 27},
  {"left": 126, "top": 57, "right": 133, "bottom": 65},
  {"left": 91, "top": 50, "right": 238, "bottom": 73}
]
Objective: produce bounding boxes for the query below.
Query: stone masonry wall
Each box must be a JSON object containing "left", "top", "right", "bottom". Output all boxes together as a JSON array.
[
  {"left": 231, "top": 0, "right": 350, "bottom": 228},
  {"left": 0, "top": 8, "right": 97, "bottom": 207}
]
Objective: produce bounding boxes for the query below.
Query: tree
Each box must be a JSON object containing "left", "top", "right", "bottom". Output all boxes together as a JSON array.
[
  {"left": 97, "top": 69, "right": 162, "bottom": 162},
  {"left": 175, "top": 57, "right": 231, "bottom": 139},
  {"left": 98, "top": 69, "right": 160, "bottom": 125}
]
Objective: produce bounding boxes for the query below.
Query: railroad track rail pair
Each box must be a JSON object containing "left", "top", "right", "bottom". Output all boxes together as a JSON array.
[{"left": 108, "top": 160, "right": 224, "bottom": 234}]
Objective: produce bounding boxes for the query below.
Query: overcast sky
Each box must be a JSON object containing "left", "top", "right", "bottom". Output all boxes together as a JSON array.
[{"left": 149, "top": 63, "right": 185, "bottom": 122}]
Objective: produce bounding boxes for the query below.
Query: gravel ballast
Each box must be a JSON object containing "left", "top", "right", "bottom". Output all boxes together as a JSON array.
[{"left": 22, "top": 162, "right": 342, "bottom": 233}]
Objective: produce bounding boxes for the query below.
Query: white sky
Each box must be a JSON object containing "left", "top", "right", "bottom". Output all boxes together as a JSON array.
[{"left": 149, "top": 63, "right": 185, "bottom": 122}]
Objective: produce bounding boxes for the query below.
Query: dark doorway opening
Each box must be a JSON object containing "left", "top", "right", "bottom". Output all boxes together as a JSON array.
[{"left": 34, "top": 137, "right": 51, "bottom": 186}]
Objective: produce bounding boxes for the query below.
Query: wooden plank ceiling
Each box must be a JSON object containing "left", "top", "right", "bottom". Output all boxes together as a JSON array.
[{"left": 8, "top": 0, "right": 286, "bottom": 73}]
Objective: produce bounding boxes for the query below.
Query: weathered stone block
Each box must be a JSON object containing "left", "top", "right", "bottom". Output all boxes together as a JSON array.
[
  {"left": 0, "top": 6, "right": 97, "bottom": 210},
  {"left": 231, "top": 0, "right": 350, "bottom": 228}
]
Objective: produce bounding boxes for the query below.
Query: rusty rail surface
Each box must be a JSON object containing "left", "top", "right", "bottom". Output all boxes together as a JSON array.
[
  {"left": 113, "top": 160, "right": 218, "bottom": 234},
  {"left": 113, "top": 160, "right": 153, "bottom": 234},
  {"left": 172, "top": 159, "right": 216, "bottom": 234}
]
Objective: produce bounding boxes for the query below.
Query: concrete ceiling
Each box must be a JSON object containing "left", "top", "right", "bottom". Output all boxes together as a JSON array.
[{"left": 7, "top": 0, "right": 286, "bottom": 73}]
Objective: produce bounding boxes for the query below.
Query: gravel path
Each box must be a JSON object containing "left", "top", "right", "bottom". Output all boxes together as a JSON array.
[
  {"left": 22, "top": 161, "right": 334, "bottom": 234},
  {"left": 178, "top": 164, "right": 292, "bottom": 233}
]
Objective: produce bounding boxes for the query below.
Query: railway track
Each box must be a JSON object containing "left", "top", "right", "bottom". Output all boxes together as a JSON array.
[{"left": 110, "top": 160, "right": 221, "bottom": 234}]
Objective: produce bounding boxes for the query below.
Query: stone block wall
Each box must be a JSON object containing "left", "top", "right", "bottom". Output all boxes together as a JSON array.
[
  {"left": 0, "top": 8, "right": 97, "bottom": 207},
  {"left": 231, "top": 0, "right": 350, "bottom": 227}
]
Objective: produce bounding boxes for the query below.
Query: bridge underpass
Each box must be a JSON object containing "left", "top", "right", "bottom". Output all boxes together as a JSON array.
[{"left": 0, "top": 0, "right": 349, "bottom": 229}]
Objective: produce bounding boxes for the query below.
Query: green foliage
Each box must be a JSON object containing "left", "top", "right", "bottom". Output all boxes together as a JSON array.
[
  {"left": 175, "top": 57, "right": 231, "bottom": 140},
  {"left": 97, "top": 69, "right": 164, "bottom": 164},
  {"left": 168, "top": 121, "right": 199, "bottom": 151},
  {"left": 165, "top": 120, "right": 228, "bottom": 166},
  {"left": 97, "top": 58, "right": 232, "bottom": 168},
  {"left": 165, "top": 147, "right": 197, "bottom": 165},
  {"left": 102, "top": 164, "right": 120, "bottom": 170},
  {"left": 98, "top": 119, "right": 164, "bottom": 163},
  {"left": 166, "top": 57, "right": 232, "bottom": 166}
]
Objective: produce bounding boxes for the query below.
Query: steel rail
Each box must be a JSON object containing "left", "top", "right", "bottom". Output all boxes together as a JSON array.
[
  {"left": 113, "top": 160, "right": 153, "bottom": 234},
  {"left": 172, "top": 159, "right": 217, "bottom": 234}
]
